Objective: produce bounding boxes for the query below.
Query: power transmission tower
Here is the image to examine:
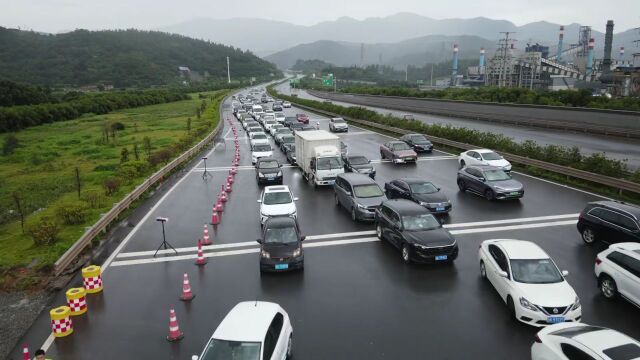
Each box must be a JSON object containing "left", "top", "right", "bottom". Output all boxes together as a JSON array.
[{"left": 496, "top": 32, "right": 517, "bottom": 87}]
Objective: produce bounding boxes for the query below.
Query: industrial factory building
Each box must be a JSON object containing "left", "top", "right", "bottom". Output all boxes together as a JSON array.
[{"left": 455, "top": 20, "right": 639, "bottom": 96}]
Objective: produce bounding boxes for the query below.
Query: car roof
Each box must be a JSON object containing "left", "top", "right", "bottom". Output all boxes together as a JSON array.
[
  {"left": 264, "top": 185, "right": 290, "bottom": 193},
  {"left": 265, "top": 216, "right": 297, "bottom": 228},
  {"left": 550, "top": 325, "right": 640, "bottom": 359},
  {"left": 383, "top": 199, "right": 429, "bottom": 214},
  {"left": 491, "top": 239, "right": 549, "bottom": 259},
  {"left": 467, "top": 165, "right": 502, "bottom": 171},
  {"left": 470, "top": 149, "right": 495, "bottom": 154},
  {"left": 387, "top": 140, "right": 406, "bottom": 144},
  {"left": 257, "top": 157, "right": 279, "bottom": 163},
  {"left": 396, "top": 178, "right": 433, "bottom": 185},
  {"left": 337, "top": 173, "right": 377, "bottom": 185},
  {"left": 588, "top": 201, "right": 640, "bottom": 219},
  {"left": 212, "top": 301, "right": 283, "bottom": 342},
  {"left": 609, "top": 242, "right": 640, "bottom": 258}
]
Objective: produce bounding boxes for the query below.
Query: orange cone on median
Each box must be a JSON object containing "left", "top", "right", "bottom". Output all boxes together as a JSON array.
[
  {"left": 195, "top": 239, "right": 207, "bottom": 266},
  {"left": 202, "top": 225, "right": 211, "bottom": 245}
]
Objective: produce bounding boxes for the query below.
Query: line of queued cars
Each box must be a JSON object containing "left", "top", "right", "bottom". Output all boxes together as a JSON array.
[{"left": 221, "top": 91, "right": 640, "bottom": 360}]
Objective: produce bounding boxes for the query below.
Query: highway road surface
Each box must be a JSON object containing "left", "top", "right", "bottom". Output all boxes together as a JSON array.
[
  {"left": 12, "top": 90, "right": 640, "bottom": 359},
  {"left": 279, "top": 84, "right": 640, "bottom": 171}
]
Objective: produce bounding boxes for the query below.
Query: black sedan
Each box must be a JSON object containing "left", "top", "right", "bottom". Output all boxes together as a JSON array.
[
  {"left": 457, "top": 165, "right": 524, "bottom": 200},
  {"left": 284, "top": 144, "right": 297, "bottom": 165},
  {"left": 255, "top": 158, "right": 283, "bottom": 185},
  {"left": 400, "top": 134, "right": 433, "bottom": 153},
  {"left": 279, "top": 135, "right": 295, "bottom": 152},
  {"left": 283, "top": 117, "right": 298, "bottom": 128},
  {"left": 343, "top": 155, "right": 375, "bottom": 178},
  {"left": 257, "top": 216, "right": 305, "bottom": 272},
  {"left": 384, "top": 178, "right": 451, "bottom": 214},
  {"left": 374, "top": 199, "right": 458, "bottom": 264}
]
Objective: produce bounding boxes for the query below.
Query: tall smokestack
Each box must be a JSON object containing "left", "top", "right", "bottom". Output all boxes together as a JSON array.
[
  {"left": 620, "top": 47, "right": 625, "bottom": 59},
  {"left": 602, "top": 20, "right": 614, "bottom": 72},
  {"left": 451, "top": 44, "right": 459, "bottom": 85},
  {"left": 586, "top": 38, "right": 595, "bottom": 77},
  {"left": 479, "top": 47, "right": 485, "bottom": 68},
  {"left": 556, "top": 26, "right": 564, "bottom": 62}
]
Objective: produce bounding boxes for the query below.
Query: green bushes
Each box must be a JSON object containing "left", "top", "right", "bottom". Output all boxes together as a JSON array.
[
  {"left": 270, "top": 86, "right": 637, "bottom": 183},
  {"left": 28, "top": 216, "right": 60, "bottom": 246},
  {"left": 55, "top": 200, "right": 88, "bottom": 225}
]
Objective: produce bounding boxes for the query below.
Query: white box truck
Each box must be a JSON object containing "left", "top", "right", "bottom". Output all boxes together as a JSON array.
[{"left": 295, "top": 130, "right": 344, "bottom": 187}]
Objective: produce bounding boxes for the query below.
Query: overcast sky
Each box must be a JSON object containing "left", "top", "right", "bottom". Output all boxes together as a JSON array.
[{"left": 1, "top": 0, "right": 638, "bottom": 33}]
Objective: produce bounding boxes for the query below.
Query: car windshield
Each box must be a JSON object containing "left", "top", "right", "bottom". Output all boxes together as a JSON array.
[
  {"left": 200, "top": 339, "right": 261, "bottom": 360},
  {"left": 253, "top": 144, "right": 271, "bottom": 152},
  {"left": 353, "top": 184, "right": 384, "bottom": 198},
  {"left": 333, "top": 118, "right": 345, "bottom": 123},
  {"left": 481, "top": 151, "right": 502, "bottom": 160},
  {"left": 317, "top": 157, "right": 342, "bottom": 170},
  {"left": 409, "top": 182, "right": 438, "bottom": 194},
  {"left": 402, "top": 214, "right": 441, "bottom": 231},
  {"left": 348, "top": 156, "right": 368, "bottom": 165},
  {"left": 483, "top": 169, "right": 511, "bottom": 181},
  {"left": 510, "top": 259, "right": 564, "bottom": 284},
  {"left": 265, "top": 226, "right": 299, "bottom": 244},
  {"left": 410, "top": 135, "right": 428, "bottom": 142},
  {"left": 263, "top": 191, "right": 292, "bottom": 205},
  {"left": 282, "top": 137, "right": 294, "bottom": 144},
  {"left": 277, "top": 130, "right": 292, "bottom": 135},
  {"left": 252, "top": 134, "right": 267, "bottom": 140},
  {"left": 258, "top": 160, "right": 279, "bottom": 169},
  {"left": 391, "top": 143, "right": 411, "bottom": 151}
]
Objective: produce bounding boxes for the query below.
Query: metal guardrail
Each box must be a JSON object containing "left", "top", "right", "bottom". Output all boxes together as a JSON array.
[
  {"left": 285, "top": 100, "right": 640, "bottom": 195},
  {"left": 307, "top": 90, "right": 640, "bottom": 139},
  {"left": 53, "top": 95, "right": 230, "bottom": 275}
]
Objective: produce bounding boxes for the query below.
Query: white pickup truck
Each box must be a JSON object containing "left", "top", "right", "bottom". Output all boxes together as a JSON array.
[{"left": 295, "top": 130, "right": 344, "bottom": 187}]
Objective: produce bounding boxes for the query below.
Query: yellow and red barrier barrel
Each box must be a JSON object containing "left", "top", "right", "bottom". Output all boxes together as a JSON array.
[
  {"left": 50, "top": 306, "right": 73, "bottom": 338},
  {"left": 82, "top": 265, "right": 103, "bottom": 294}
]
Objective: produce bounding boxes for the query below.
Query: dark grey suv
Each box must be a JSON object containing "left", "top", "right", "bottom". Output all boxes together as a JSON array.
[
  {"left": 457, "top": 165, "right": 524, "bottom": 200},
  {"left": 334, "top": 173, "right": 387, "bottom": 222},
  {"left": 577, "top": 201, "right": 640, "bottom": 244}
]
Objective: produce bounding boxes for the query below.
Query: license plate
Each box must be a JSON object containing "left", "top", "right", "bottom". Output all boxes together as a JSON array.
[
  {"left": 327, "top": 180, "right": 335, "bottom": 185},
  {"left": 547, "top": 316, "right": 565, "bottom": 324},
  {"left": 267, "top": 174, "right": 275, "bottom": 179},
  {"left": 405, "top": 157, "right": 414, "bottom": 161},
  {"left": 435, "top": 255, "right": 448, "bottom": 261},
  {"left": 510, "top": 191, "right": 520, "bottom": 196},
  {"left": 275, "top": 264, "right": 288, "bottom": 270},
  {"left": 436, "top": 207, "right": 445, "bottom": 211}
]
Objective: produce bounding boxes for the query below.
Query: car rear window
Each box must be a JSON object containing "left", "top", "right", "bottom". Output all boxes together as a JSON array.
[
  {"left": 551, "top": 326, "right": 605, "bottom": 338},
  {"left": 602, "top": 343, "right": 640, "bottom": 360}
]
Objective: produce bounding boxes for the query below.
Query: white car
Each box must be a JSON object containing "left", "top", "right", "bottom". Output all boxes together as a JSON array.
[
  {"left": 531, "top": 322, "right": 640, "bottom": 360},
  {"left": 264, "top": 120, "right": 278, "bottom": 132},
  {"left": 594, "top": 242, "right": 640, "bottom": 307},
  {"left": 270, "top": 124, "right": 284, "bottom": 137},
  {"left": 283, "top": 101, "right": 292, "bottom": 108},
  {"left": 250, "top": 132, "right": 270, "bottom": 146},
  {"left": 258, "top": 185, "right": 298, "bottom": 225},
  {"left": 262, "top": 114, "right": 276, "bottom": 122},
  {"left": 274, "top": 112, "right": 286, "bottom": 123},
  {"left": 459, "top": 149, "right": 512, "bottom": 172},
  {"left": 194, "top": 301, "right": 293, "bottom": 360},
  {"left": 252, "top": 143, "right": 273, "bottom": 165},
  {"left": 478, "top": 239, "right": 581, "bottom": 327},
  {"left": 329, "top": 118, "right": 348, "bottom": 132}
]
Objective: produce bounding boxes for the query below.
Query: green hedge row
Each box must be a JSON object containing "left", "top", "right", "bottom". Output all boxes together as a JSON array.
[{"left": 269, "top": 85, "right": 638, "bottom": 182}]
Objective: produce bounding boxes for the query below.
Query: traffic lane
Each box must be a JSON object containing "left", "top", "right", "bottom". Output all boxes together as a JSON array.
[
  {"left": 277, "top": 84, "right": 640, "bottom": 170},
  {"left": 42, "top": 223, "right": 623, "bottom": 360}
]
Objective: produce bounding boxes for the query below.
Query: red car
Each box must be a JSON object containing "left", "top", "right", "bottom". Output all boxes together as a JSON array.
[
  {"left": 296, "top": 113, "right": 309, "bottom": 124},
  {"left": 380, "top": 141, "right": 418, "bottom": 164}
]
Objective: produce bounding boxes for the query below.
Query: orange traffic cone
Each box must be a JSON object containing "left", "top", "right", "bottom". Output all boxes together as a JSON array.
[
  {"left": 226, "top": 181, "right": 232, "bottom": 193},
  {"left": 166, "top": 306, "right": 184, "bottom": 342},
  {"left": 211, "top": 209, "right": 220, "bottom": 225},
  {"left": 22, "top": 345, "right": 29, "bottom": 360},
  {"left": 195, "top": 239, "right": 207, "bottom": 266},
  {"left": 179, "top": 273, "right": 195, "bottom": 301},
  {"left": 215, "top": 199, "right": 224, "bottom": 212},
  {"left": 227, "top": 175, "right": 234, "bottom": 184},
  {"left": 202, "top": 225, "right": 211, "bottom": 245},
  {"left": 231, "top": 167, "right": 237, "bottom": 175}
]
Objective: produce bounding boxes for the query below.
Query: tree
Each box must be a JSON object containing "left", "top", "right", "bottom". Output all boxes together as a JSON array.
[
  {"left": 187, "top": 117, "right": 191, "bottom": 134},
  {"left": 120, "top": 147, "right": 129, "bottom": 163},
  {"left": 133, "top": 143, "right": 140, "bottom": 160},
  {"left": 2, "top": 134, "right": 20, "bottom": 155},
  {"left": 12, "top": 191, "right": 26, "bottom": 234},
  {"left": 75, "top": 167, "right": 81, "bottom": 199},
  {"left": 143, "top": 136, "right": 151, "bottom": 158}
]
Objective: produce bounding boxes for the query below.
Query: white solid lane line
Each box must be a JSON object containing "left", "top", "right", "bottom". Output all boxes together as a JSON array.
[
  {"left": 444, "top": 213, "right": 579, "bottom": 228},
  {"left": 449, "top": 220, "right": 577, "bottom": 235}
]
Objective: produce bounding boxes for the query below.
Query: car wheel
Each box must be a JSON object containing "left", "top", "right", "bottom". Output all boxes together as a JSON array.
[
  {"left": 480, "top": 261, "right": 487, "bottom": 279},
  {"left": 506, "top": 296, "right": 516, "bottom": 320},
  {"left": 351, "top": 207, "right": 357, "bottom": 222},
  {"left": 457, "top": 179, "right": 466, "bottom": 192},
  {"left": 286, "top": 335, "right": 293, "bottom": 359},
  {"left": 334, "top": 194, "right": 340, "bottom": 206},
  {"left": 484, "top": 189, "right": 495, "bottom": 201},
  {"left": 459, "top": 160, "right": 466, "bottom": 169},
  {"left": 401, "top": 244, "right": 411, "bottom": 264},
  {"left": 599, "top": 275, "right": 617, "bottom": 299},
  {"left": 380, "top": 151, "right": 385, "bottom": 160},
  {"left": 307, "top": 175, "right": 314, "bottom": 187},
  {"left": 581, "top": 227, "right": 596, "bottom": 245},
  {"left": 376, "top": 224, "right": 383, "bottom": 240}
]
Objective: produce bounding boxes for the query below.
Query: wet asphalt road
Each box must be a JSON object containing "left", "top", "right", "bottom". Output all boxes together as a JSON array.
[
  {"left": 11, "top": 91, "right": 640, "bottom": 360},
  {"left": 279, "top": 84, "right": 640, "bottom": 171}
]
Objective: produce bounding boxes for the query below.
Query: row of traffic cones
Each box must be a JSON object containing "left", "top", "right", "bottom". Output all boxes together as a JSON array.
[{"left": 167, "top": 118, "right": 241, "bottom": 342}]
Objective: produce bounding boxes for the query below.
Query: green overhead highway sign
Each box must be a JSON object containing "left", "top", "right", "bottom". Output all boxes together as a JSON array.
[{"left": 322, "top": 74, "right": 334, "bottom": 86}]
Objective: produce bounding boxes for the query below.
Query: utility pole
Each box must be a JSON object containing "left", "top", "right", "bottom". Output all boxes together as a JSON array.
[
  {"left": 497, "top": 31, "right": 516, "bottom": 87},
  {"left": 405, "top": 65, "right": 408, "bottom": 82},
  {"left": 226, "top": 56, "right": 231, "bottom": 84},
  {"left": 430, "top": 63, "right": 434, "bottom": 86}
]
